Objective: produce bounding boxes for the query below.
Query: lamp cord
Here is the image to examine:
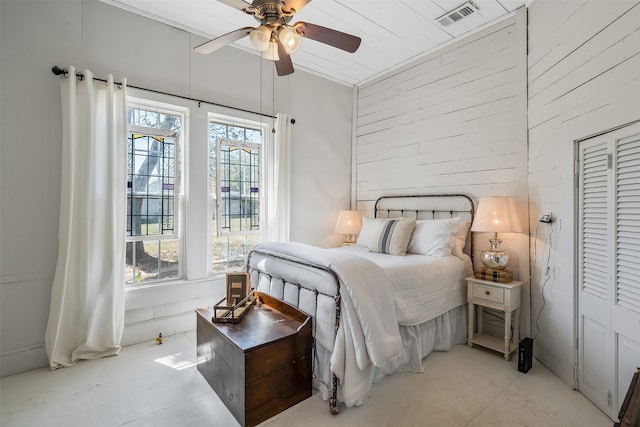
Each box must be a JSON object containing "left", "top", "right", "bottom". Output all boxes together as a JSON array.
[{"left": 533, "top": 222, "right": 553, "bottom": 340}]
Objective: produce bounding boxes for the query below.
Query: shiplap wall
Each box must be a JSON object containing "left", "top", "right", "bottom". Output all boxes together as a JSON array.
[
  {"left": 355, "top": 9, "right": 530, "bottom": 334},
  {"left": 527, "top": 0, "right": 640, "bottom": 386},
  {"left": 356, "top": 11, "right": 527, "bottom": 202}
]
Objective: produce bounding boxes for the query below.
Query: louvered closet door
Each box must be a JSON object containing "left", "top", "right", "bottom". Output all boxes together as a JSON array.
[
  {"left": 612, "top": 131, "right": 640, "bottom": 413},
  {"left": 578, "top": 136, "right": 615, "bottom": 417},
  {"left": 578, "top": 123, "right": 640, "bottom": 420}
]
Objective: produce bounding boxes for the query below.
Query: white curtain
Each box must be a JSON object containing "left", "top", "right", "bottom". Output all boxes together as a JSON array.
[
  {"left": 45, "top": 66, "right": 128, "bottom": 369},
  {"left": 263, "top": 113, "right": 291, "bottom": 242}
]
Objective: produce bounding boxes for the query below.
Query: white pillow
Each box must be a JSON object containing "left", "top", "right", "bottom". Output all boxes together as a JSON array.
[
  {"left": 451, "top": 220, "right": 471, "bottom": 260},
  {"left": 407, "top": 217, "right": 462, "bottom": 257},
  {"left": 356, "top": 217, "right": 384, "bottom": 247},
  {"left": 368, "top": 218, "right": 416, "bottom": 256}
]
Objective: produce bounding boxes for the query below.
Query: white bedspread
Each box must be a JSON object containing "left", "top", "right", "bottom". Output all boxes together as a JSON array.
[
  {"left": 253, "top": 242, "right": 403, "bottom": 406},
  {"left": 331, "top": 246, "right": 472, "bottom": 326}
]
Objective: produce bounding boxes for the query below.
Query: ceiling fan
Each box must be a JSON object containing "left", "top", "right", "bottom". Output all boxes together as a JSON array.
[{"left": 194, "top": 0, "right": 362, "bottom": 76}]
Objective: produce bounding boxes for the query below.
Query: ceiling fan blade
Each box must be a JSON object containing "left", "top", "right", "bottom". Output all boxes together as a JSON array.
[
  {"left": 275, "top": 40, "right": 294, "bottom": 76},
  {"left": 283, "top": 0, "right": 311, "bottom": 13},
  {"left": 217, "top": 0, "right": 254, "bottom": 12},
  {"left": 194, "top": 27, "right": 254, "bottom": 54},
  {"left": 295, "top": 22, "right": 361, "bottom": 53}
]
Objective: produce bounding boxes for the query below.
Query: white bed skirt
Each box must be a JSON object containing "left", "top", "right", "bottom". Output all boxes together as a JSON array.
[{"left": 313, "top": 304, "right": 467, "bottom": 404}]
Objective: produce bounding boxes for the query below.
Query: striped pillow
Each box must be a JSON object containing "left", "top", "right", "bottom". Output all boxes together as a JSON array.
[{"left": 368, "top": 218, "right": 416, "bottom": 256}]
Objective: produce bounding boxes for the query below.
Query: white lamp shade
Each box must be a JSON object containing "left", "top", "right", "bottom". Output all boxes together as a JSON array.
[
  {"left": 249, "top": 25, "right": 271, "bottom": 51},
  {"left": 471, "top": 197, "right": 522, "bottom": 233},
  {"left": 279, "top": 27, "right": 302, "bottom": 53},
  {"left": 261, "top": 42, "right": 280, "bottom": 61},
  {"left": 334, "top": 210, "right": 362, "bottom": 235}
]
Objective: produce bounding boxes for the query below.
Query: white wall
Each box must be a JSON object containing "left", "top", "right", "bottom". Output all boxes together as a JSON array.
[
  {"left": 527, "top": 0, "right": 640, "bottom": 386},
  {"left": 0, "top": 0, "right": 353, "bottom": 376},
  {"left": 355, "top": 10, "right": 531, "bottom": 335}
]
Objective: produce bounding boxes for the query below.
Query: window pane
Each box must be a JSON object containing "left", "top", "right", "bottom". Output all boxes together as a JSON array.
[
  {"left": 227, "top": 125, "right": 245, "bottom": 141},
  {"left": 217, "top": 143, "right": 260, "bottom": 234},
  {"left": 209, "top": 123, "right": 227, "bottom": 139},
  {"left": 127, "top": 133, "right": 176, "bottom": 237},
  {"left": 211, "top": 232, "right": 260, "bottom": 273},
  {"left": 128, "top": 108, "right": 182, "bottom": 133},
  {"left": 245, "top": 129, "right": 261, "bottom": 143},
  {"left": 127, "top": 103, "right": 182, "bottom": 286},
  {"left": 126, "top": 239, "right": 180, "bottom": 284},
  {"left": 209, "top": 120, "right": 263, "bottom": 275}
]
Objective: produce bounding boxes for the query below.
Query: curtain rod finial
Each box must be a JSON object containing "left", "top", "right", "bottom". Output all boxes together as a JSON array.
[{"left": 52, "top": 66, "right": 65, "bottom": 76}]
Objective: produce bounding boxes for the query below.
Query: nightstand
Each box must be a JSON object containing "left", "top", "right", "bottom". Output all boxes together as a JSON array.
[{"left": 466, "top": 276, "right": 522, "bottom": 361}]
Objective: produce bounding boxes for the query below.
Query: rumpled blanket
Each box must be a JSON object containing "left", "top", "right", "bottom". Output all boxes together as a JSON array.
[{"left": 252, "top": 242, "right": 403, "bottom": 406}]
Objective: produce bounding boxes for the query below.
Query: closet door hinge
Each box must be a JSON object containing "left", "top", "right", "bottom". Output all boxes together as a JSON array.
[
  {"left": 607, "top": 390, "right": 613, "bottom": 408},
  {"left": 607, "top": 153, "right": 613, "bottom": 169},
  {"left": 574, "top": 160, "right": 580, "bottom": 176}
]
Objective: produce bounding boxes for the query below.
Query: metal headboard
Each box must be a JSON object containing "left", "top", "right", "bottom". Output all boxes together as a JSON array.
[{"left": 374, "top": 193, "right": 475, "bottom": 257}]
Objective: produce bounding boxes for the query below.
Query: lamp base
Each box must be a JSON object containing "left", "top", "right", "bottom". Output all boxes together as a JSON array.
[
  {"left": 480, "top": 250, "right": 509, "bottom": 270},
  {"left": 480, "top": 234, "right": 509, "bottom": 270},
  {"left": 342, "top": 233, "right": 355, "bottom": 246}
]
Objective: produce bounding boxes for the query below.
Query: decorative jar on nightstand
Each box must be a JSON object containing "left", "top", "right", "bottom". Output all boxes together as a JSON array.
[{"left": 466, "top": 276, "right": 522, "bottom": 361}]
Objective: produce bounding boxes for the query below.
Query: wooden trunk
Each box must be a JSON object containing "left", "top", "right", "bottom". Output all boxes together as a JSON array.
[{"left": 196, "top": 292, "right": 312, "bottom": 427}]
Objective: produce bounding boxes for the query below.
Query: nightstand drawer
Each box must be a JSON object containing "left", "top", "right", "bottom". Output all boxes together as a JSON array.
[{"left": 474, "top": 285, "right": 504, "bottom": 304}]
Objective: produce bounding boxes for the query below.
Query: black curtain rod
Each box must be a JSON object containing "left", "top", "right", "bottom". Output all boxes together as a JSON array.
[{"left": 51, "top": 66, "right": 294, "bottom": 123}]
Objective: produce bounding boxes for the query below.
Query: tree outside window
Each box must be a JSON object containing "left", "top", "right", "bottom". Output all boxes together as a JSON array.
[{"left": 126, "top": 105, "right": 182, "bottom": 285}]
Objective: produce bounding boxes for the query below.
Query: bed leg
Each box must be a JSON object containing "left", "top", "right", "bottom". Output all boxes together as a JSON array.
[{"left": 329, "top": 374, "right": 340, "bottom": 415}]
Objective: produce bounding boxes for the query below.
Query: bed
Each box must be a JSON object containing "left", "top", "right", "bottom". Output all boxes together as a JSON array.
[{"left": 246, "top": 194, "right": 475, "bottom": 414}]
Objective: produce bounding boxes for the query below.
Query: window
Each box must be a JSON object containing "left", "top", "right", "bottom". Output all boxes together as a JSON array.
[
  {"left": 209, "top": 118, "right": 265, "bottom": 273},
  {"left": 126, "top": 102, "right": 184, "bottom": 285},
  {"left": 123, "top": 100, "right": 269, "bottom": 283}
]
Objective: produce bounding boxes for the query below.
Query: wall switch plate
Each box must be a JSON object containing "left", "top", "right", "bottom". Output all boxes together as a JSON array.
[{"left": 539, "top": 214, "right": 552, "bottom": 223}]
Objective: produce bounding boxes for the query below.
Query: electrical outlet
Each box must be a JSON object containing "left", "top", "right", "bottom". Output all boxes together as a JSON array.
[{"left": 539, "top": 214, "right": 552, "bottom": 223}]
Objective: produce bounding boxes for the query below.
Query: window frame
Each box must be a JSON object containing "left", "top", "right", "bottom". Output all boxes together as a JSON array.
[
  {"left": 125, "top": 98, "right": 187, "bottom": 286},
  {"left": 208, "top": 113, "right": 270, "bottom": 277},
  {"left": 126, "top": 125, "right": 179, "bottom": 242},
  {"left": 215, "top": 137, "right": 262, "bottom": 236}
]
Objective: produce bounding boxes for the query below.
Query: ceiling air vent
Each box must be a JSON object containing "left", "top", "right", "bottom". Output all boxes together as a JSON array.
[{"left": 437, "top": 1, "right": 479, "bottom": 27}]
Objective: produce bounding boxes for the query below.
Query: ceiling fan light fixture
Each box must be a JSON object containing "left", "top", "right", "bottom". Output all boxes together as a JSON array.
[
  {"left": 262, "top": 42, "right": 280, "bottom": 61},
  {"left": 194, "top": 0, "right": 361, "bottom": 76},
  {"left": 279, "top": 27, "right": 302, "bottom": 54},
  {"left": 249, "top": 25, "right": 271, "bottom": 51}
]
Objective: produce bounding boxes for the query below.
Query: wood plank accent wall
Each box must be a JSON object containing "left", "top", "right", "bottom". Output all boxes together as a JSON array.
[
  {"left": 355, "top": 13, "right": 527, "bottom": 209},
  {"left": 354, "top": 10, "right": 530, "bottom": 335},
  {"left": 527, "top": 0, "right": 640, "bottom": 386}
]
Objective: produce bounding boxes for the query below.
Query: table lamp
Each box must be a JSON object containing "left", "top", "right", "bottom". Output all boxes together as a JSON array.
[
  {"left": 471, "top": 197, "right": 522, "bottom": 270},
  {"left": 334, "top": 210, "right": 362, "bottom": 246}
]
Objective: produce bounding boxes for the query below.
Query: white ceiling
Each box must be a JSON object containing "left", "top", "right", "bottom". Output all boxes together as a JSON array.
[{"left": 100, "top": 0, "right": 527, "bottom": 86}]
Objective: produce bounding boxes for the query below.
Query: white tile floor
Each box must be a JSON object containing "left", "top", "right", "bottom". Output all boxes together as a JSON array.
[{"left": 0, "top": 331, "right": 612, "bottom": 427}]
